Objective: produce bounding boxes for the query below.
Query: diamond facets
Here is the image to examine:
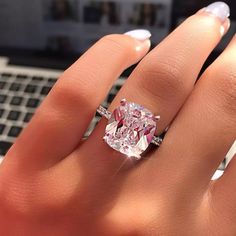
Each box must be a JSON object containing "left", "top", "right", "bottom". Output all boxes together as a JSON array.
[{"left": 103, "top": 101, "right": 157, "bottom": 159}]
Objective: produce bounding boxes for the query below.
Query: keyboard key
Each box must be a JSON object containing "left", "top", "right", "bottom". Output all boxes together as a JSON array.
[
  {"left": 41, "top": 86, "right": 51, "bottom": 95},
  {"left": 0, "top": 124, "right": 5, "bottom": 134},
  {"left": 24, "top": 85, "right": 37, "bottom": 93},
  {"left": 0, "top": 94, "right": 7, "bottom": 103},
  {"left": 9, "top": 83, "right": 21, "bottom": 91},
  {"left": 32, "top": 76, "right": 43, "bottom": 81},
  {"left": 24, "top": 112, "right": 33, "bottom": 122},
  {"left": 0, "top": 81, "right": 6, "bottom": 89},
  {"left": 0, "top": 109, "right": 4, "bottom": 118},
  {"left": 16, "top": 74, "right": 27, "bottom": 79},
  {"left": 8, "top": 126, "right": 22, "bottom": 137},
  {"left": 26, "top": 98, "right": 40, "bottom": 108},
  {"left": 10, "top": 96, "right": 23, "bottom": 106},
  {"left": 0, "top": 141, "right": 13, "bottom": 156},
  {"left": 1, "top": 73, "right": 12, "bottom": 78},
  {"left": 48, "top": 78, "right": 57, "bottom": 83},
  {"left": 7, "top": 110, "right": 21, "bottom": 121}
]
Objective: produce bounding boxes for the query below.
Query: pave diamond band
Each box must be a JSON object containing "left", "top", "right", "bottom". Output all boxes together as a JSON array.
[
  {"left": 96, "top": 99, "right": 163, "bottom": 159},
  {"left": 97, "top": 105, "right": 112, "bottom": 119}
]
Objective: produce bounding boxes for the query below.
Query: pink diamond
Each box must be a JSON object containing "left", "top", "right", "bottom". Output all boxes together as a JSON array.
[{"left": 104, "top": 101, "right": 157, "bottom": 159}]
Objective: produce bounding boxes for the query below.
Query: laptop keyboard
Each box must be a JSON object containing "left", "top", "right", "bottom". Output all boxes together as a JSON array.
[{"left": 0, "top": 72, "right": 124, "bottom": 158}]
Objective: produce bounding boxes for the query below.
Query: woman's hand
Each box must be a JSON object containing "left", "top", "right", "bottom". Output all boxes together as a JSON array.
[{"left": 0, "top": 2, "right": 235, "bottom": 235}]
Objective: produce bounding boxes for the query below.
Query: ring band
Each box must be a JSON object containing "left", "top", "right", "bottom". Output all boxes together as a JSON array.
[{"left": 97, "top": 99, "right": 163, "bottom": 159}]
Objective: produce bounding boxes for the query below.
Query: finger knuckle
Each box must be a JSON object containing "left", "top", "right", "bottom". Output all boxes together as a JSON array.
[
  {"left": 0, "top": 177, "right": 35, "bottom": 218},
  {"left": 0, "top": 176, "right": 66, "bottom": 220},
  {"left": 211, "top": 65, "right": 236, "bottom": 115},
  {"left": 50, "top": 72, "right": 98, "bottom": 113},
  {"left": 136, "top": 59, "right": 186, "bottom": 101}
]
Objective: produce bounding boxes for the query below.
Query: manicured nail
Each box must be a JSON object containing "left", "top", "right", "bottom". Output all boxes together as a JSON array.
[
  {"left": 204, "top": 2, "right": 230, "bottom": 22},
  {"left": 124, "top": 29, "right": 151, "bottom": 41}
]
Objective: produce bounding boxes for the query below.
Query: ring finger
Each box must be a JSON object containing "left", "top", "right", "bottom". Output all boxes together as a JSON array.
[{"left": 78, "top": 2, "right": 230, "bottom": 172}]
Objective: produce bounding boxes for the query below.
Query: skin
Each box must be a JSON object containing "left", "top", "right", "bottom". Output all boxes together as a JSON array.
[{"left": 0, "top": 10, "right": 235, "bottom": 236}]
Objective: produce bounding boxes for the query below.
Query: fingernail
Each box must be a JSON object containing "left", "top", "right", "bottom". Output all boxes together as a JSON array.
[
  {"left": 124, "top": 29, "right": 151, "bottom": 41},
  {"left": 204, "top": 2, "right": 230, "bottom": 22}
]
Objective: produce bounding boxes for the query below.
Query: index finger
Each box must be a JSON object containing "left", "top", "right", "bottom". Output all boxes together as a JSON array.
[{"left": 4, "top": 31, "right": 151, "bottom": 168}]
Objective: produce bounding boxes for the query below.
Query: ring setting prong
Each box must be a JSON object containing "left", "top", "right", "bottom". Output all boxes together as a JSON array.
[
  {"left": 120, "top": 98, "right": 127, "bottom": 106},
  {"left": 155, "top": 115, "right": 161, "bottom": 121}
]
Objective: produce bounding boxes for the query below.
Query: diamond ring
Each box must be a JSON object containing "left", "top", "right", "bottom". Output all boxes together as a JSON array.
[{"left": 96, "top": 99, "right": 163, "bottom": 159}]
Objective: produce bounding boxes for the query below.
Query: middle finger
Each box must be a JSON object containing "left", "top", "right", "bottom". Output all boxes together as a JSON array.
[{"left": 81, "top": 2, "right": 230, "bottom": 171}]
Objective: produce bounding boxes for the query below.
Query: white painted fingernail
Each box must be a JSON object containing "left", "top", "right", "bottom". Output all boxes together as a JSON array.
[
  {"left": 204, "top": 2, "right": 230, "bottom": 22},
  {"left": 124, "top": 29, "right": 151, "bottom": 41}
]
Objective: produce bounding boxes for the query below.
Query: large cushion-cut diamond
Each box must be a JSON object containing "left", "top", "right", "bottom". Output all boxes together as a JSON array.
[{"left": 104, "top": 101, "right": 156, "bottom": 158}]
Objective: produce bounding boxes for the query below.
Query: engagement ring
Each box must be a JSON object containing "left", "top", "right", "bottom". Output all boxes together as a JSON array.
[{"left": 97, "top": 99, "right": 163, "bottom": 159}]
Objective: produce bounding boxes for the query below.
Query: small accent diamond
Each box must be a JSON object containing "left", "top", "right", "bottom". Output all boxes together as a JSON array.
[{"left": 97, "top": 105, "right": 111, "bottom": 119}]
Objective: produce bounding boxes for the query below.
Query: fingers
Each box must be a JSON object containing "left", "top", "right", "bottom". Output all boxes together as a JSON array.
[
  {"left": 80, "top": 3, "right": 230, "bottom": 172},
  {"left": 107, "top": 3, "right": 230, "bottom": 134},
  {"left": 5, "top": 31, "right": 151, "bottom": 168},
  {"left": 150, "top": 34, "right": 236, "bottom": 194}
]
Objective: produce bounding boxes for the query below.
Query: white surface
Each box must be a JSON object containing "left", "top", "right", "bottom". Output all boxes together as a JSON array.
[{"left": 0, "top": 57, "right": 62, "bottom": 77}]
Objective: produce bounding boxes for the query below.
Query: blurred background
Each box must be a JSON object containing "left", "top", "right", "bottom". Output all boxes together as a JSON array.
[{"left": 0, "top": 0, "right": 235, "bottom": 74}]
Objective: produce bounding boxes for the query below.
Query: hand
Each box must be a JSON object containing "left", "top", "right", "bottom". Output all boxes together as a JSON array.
[{"left": 0, "top": 2, "right": 235, "bottom": 235}]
